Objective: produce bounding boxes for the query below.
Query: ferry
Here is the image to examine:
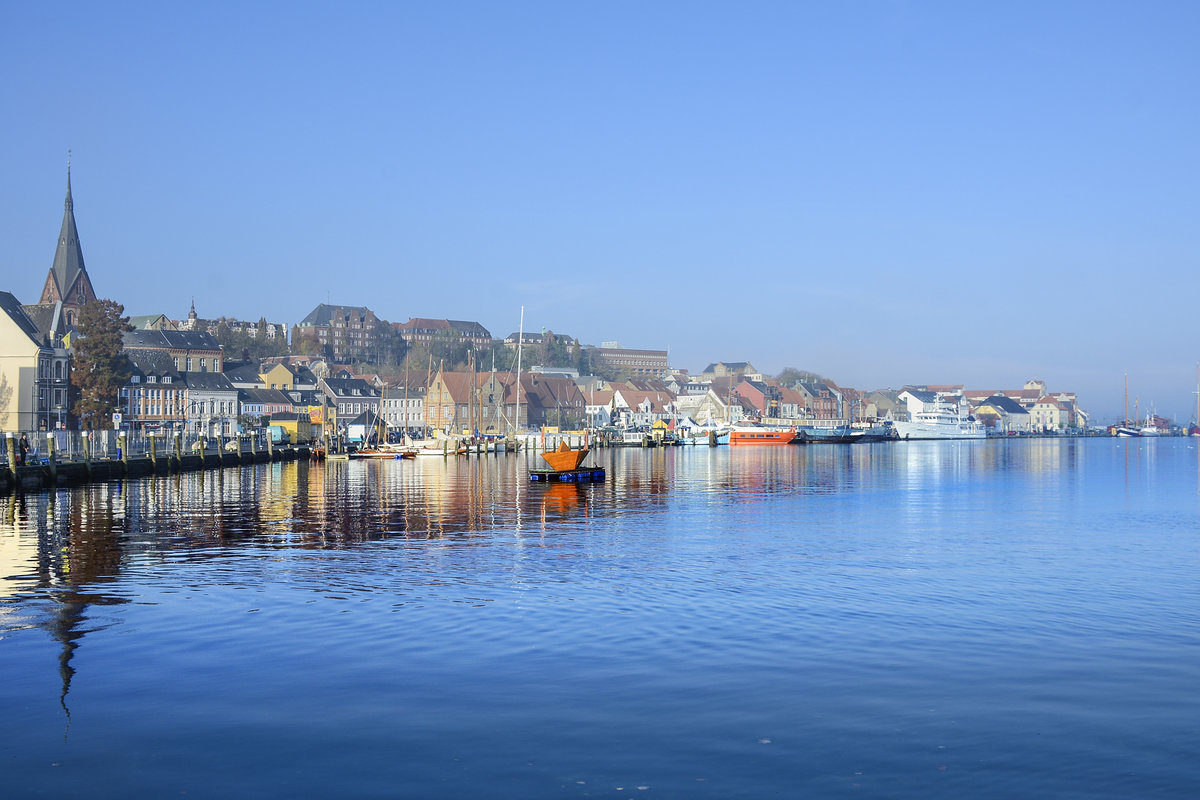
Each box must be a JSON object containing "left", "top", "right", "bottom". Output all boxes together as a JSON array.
[{"left": 728, "top": 423, "right": 797, "bottom": 445}]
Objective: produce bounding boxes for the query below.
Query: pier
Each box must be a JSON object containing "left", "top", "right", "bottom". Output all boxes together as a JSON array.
[{"left": 0, "top": 430, "right": 314, "bottom": 494}]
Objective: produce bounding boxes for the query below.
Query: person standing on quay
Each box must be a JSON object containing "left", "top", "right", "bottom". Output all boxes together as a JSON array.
[{"left": 19, "top": 433, "right": 29, "bottom": 466}]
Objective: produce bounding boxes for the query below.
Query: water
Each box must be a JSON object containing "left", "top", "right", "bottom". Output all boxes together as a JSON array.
[{"left": 2, "top": 438, "right": 1198, "bottom": 798}]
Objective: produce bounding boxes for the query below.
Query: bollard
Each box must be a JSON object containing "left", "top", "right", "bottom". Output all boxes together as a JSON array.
[
  {"left": 267, "top": 433, "right": 273, "bottom": 460},
  {"left": 251, "top": 434, "right": 258, "bottom": 460},
  {"left": 82, "top": 431, "right": 92, "bottom": 475},
  {"left": 118, "top": 431, "right": 128, "bottom": 468},
  {"left": 174, "top": 432, "right": 182, "bottom": 470},
  {"left": 47, "top": 436, "right": 57, "bottom": 483},
  {"left": 149, "top": 432, "right": 158, "bottom": 468},
  {"left": 5, "top": 432, "right": 15, "bottom": 473}
]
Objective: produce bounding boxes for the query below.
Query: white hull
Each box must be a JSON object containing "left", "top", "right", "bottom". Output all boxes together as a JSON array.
[{"left": 892, "top": 419, "right": 985, "bottom": 440}]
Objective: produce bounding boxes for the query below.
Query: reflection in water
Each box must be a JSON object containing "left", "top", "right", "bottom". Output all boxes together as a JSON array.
[{"left": 2, "top": 438, "right": 1196, "bottom": 739}]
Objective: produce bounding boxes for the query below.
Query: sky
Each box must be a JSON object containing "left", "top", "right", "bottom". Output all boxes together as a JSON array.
[{"left": 2, "top": 1, "right": 1198, "bottom": 423}]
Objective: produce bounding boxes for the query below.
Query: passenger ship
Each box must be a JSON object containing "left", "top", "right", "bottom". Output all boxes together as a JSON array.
[
  {"left": 728, "top": 423, "right": 797, "bottom": 445},
  {"left": 891, "top": 402, "right": 985, "bottom": 440}
]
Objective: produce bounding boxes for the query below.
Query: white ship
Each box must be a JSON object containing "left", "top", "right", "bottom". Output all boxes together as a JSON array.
[{"left": 892, "top": 401, "right": 985, "bottom": 440}]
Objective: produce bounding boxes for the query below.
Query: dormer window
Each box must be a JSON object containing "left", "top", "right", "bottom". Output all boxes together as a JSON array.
[
  {"left": 131, "top": 375, "right": 141, "bottom": 384},
  {"left": 163, "top": 377, "right": 171, "bottom": 384},
  {"left": 147, "top": 375, "right": 157, "bottom": 383}
]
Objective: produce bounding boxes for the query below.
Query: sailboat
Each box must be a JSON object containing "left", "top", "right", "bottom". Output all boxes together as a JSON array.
[
  {"left": 1115, "top": 374, "right": 1141, "bottom": 437},
  {"left": 1190, "top": 364, "right": 1200, "bottom": 437}
]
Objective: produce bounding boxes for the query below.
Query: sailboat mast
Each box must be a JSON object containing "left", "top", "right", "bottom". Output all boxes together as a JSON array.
[
  {"left": 515, "top": 306, "right": 524, "bottom": 435},
  {"left": 1124, "top": 373, "right": 1129, "bottom": 426}
]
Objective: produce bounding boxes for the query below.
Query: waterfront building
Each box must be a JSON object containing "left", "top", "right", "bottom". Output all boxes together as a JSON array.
[
  {"left": 181, "top": 373, "right": 239, "bottom": 438},
  {"left": 586, "top": 343, "right": 670, "bottom": 379},
  {"left": 700, "top": 361, "right": 761, "bottom": 381},
  {"left": 395, "top": 318, "right": 493, "bottom": 351},
  {"left": 295, "top": 304, "right": 388, "bottom": 364},
  {"left": 0, "top": 292, "right": 59, "bottom": 431},
  {"left": 37, "top": 167, "right": 97, "bottom": 327},
  {"left": 671, "top": 389, "right": 742, "bottom": 426},
  {"left": 611, "top": 387, "right": 676, "bottom": 428},
  {"left": 238, "top": 388, "right": 294, "bottom": 425},
  {"left": 19, "top": 301, "right": 73, "bottom": 430},
  {"left": 121, "top": 351, "right": 185, "bottom": 433},
  {"left": 123, "top": 329, "right": 224, "bottom": 374},
  {"left": 319, "top": 377, "right": 381, "bottom": 433},
  {"left": 794, "top": 382, "right": 842, "bottom": 419},
  {"left": 862, "top": 389, "right": 904, "bottom": 422},
  {"left": 974, "top": 395, "right": 1032, "bottom": 434},
  {"left": 1031, "top": 396, "right": 1073, "bottom": 432}
]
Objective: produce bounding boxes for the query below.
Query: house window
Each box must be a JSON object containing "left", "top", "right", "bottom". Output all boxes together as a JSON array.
[
  {"left": 132, "top": 375, "right": 141, "bottom": 383},
  {"left": 186, "top": 358, "right": 192, "bottom": 371},
  {"left": 55, "top": 362, "right": 63, "bottom": 380},
  {"left": 173, "top": 357, "right": 179, "bottom": 370}
]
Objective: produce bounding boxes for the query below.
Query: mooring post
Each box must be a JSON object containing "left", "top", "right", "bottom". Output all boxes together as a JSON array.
[
  {"left": 82, "top": 431, "right": 91, "bottom": 475},
  {"left": 149, "top": 432, "right": 158, "bottom": 469},
  {"left": 267, "top": 433, "right": 274, "bottom": 460},
  {"left": 251, "top": 433, "right": 258, "bottom": 460},
  {"left": 118, "top": 431, "right": 128, "bottom": 473},
  {"left": 47, "top": 435, "right": 57, "bottom": 483},
  {"left": 173, "top": 432, "right": 182, "bottom": 470},
  {"left": 5, "top": 432, "right": 15, "bottom": 473}
]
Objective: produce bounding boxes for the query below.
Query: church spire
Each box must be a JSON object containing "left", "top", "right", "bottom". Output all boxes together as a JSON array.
[{"left": 39, "top": 155, "right": 97, "bottom": 314}]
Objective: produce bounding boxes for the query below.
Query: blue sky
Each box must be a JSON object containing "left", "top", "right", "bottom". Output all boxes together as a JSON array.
[{"left": 3, "top": 2, "right": 1198, "bottom": 422}]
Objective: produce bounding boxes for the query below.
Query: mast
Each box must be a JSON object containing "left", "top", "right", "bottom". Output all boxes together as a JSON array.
[
  {"left": 1124, "top": 373, "right": 1129, "bottom": 427},
  {"left": 515, "top": 306, "right": 524, "bottom": 436}
]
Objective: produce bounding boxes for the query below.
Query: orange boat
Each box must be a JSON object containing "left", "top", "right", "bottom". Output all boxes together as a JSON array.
[
  {"left": 728, "top": 424, "right": 796, "bottom": 445},
  {"left": 541, "top": 440, "right": 591, "bottom": 471}
]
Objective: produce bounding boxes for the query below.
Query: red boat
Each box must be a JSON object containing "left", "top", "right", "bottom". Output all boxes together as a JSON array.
[{"left": 728, "top": 424, "right": 796, "bottom": 445}]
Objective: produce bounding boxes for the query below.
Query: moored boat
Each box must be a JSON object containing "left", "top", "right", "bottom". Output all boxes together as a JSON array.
[
  {"left": 728, "top": 423, "right": 796, "bottom": 445},
  {"left": 891, "top": 402, "right": 985, "bottom": 440}
]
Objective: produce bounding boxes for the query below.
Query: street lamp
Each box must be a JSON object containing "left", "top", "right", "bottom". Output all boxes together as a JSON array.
[{"left": 56, "top": 404, "right": 63, "bottom": 431}]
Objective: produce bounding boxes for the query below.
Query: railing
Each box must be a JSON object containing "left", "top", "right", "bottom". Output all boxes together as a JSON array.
[{"left": 4, "top": 430, "right": 270, "bottom": 464}]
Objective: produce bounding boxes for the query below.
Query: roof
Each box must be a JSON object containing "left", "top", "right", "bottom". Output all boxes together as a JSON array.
[
  {"left": 900, "top": 389, "right": 939, "bottom": 403},
  {"left": 125, "top": 350, "right": 181, "bottom": 379},
  {"left": 123, "top": 329, "right": 222, "bottom": 351},
  {"left": 396, "top": 317, "right": 492, "bottom": 338},
  {"left": 299, "top": 304, "right": 376, "bottom": 327},
  {"left": 240, "top": 388, "right": 294, "bottom": 406},
  {"left": 322, "top": 377, "right": 380, "bottom": 398},
  {"left": 980, "top": 395, "right": 1030, "bottom": 414},
  {"left": 181, "top": 372, "right": 237, "bottom": 392},
  {"left": 223, "top": 361, "right": 265, "bottom": 383},
  {"left": 19, "top": 302, "right": 64, "bottom": 341},
  {"left": 0, "top": 292, "right": 47, "bottom": 346}
]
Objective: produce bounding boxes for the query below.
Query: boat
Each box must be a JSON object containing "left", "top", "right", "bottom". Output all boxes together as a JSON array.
[
  {"left": 795, "top": 425, "right": 864, "bottom": 444},
  {"left": 891, "top": 401, "right": 985, "bottom": 440},
  {"left": 728, "top": 423, "right": 796, "bottom": 445}
]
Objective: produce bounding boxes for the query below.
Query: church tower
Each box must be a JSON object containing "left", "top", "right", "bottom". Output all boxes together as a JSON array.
[{"left": 39, "top": 162, "right": 97, "bottom": 326}]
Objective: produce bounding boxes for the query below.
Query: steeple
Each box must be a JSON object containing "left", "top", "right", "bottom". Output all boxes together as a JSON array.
[{"left": 39, "top": 155, "right": 97, "bottom": 317}]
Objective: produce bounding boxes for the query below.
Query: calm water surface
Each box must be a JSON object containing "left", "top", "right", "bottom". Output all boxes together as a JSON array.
[{"left": 2, "top": 438, "right": 1198, "bottom": 798}]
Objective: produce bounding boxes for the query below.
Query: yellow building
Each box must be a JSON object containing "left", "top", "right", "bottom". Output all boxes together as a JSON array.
[
  {"left": 0, "top": 293, "right": 56, "bottom": 432},
  {"left": 260, "top": 362, "right": 296, "bottom": 391}
]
